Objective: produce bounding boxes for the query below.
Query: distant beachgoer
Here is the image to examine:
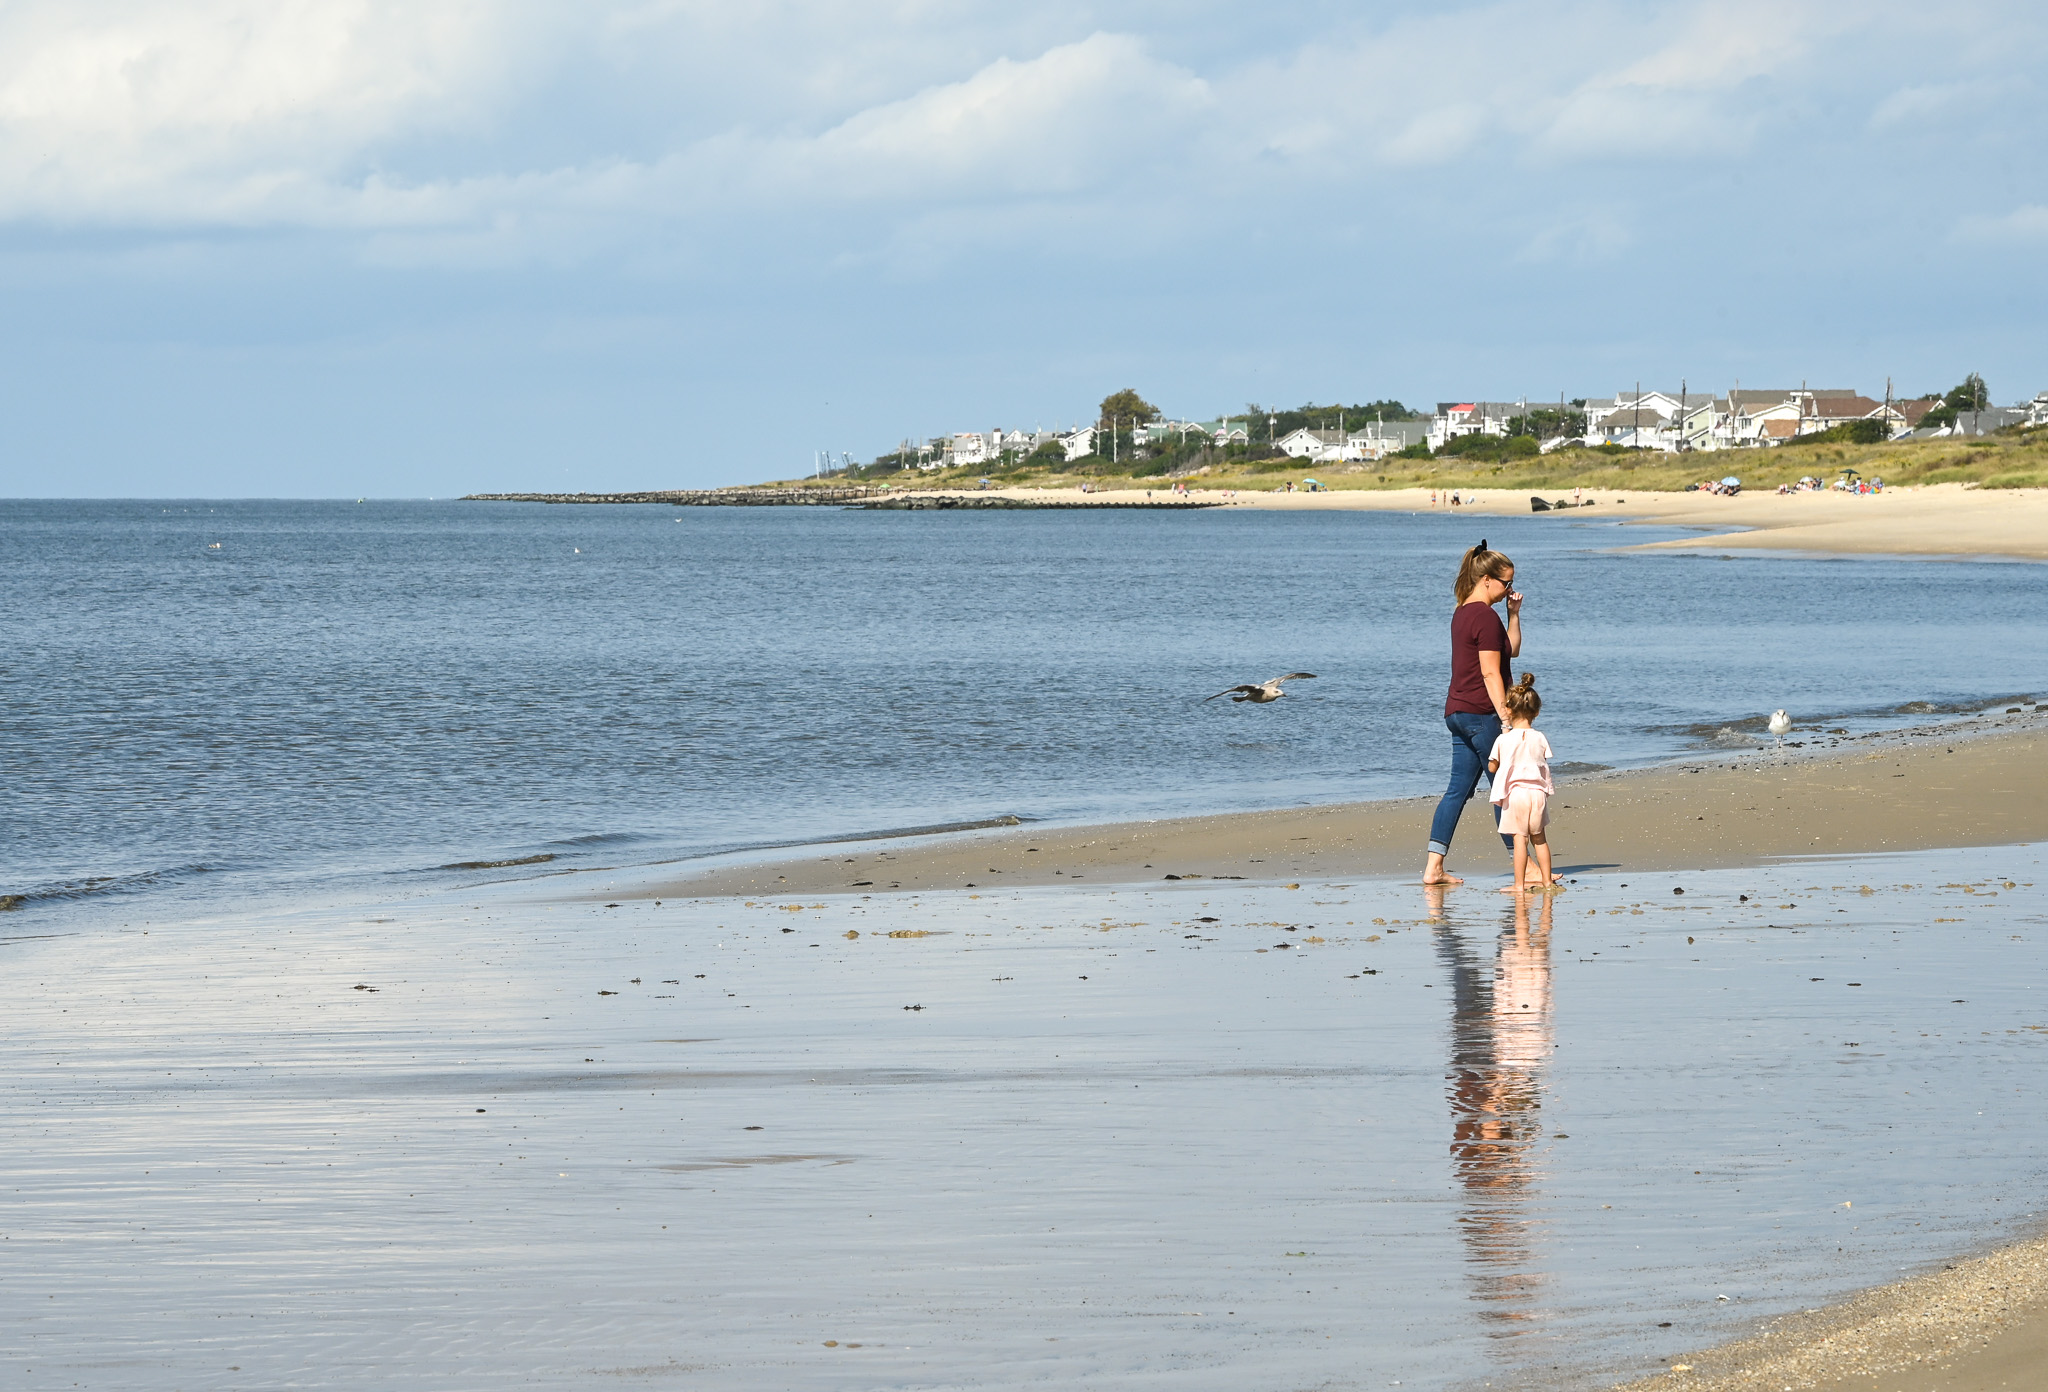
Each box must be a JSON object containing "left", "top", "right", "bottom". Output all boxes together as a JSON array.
[
  {"left": 1488, "top": 674, "right": 1558, "bottom": 892},
  {"left": 1430, "top": 490, "right": 1439, "bottom": 506},
  {"left": 1423, "top": 541, "right": 1522, "bottom": 886}
]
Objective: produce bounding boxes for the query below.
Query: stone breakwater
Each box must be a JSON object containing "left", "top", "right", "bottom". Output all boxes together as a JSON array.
[
  {"left": 462, "top": 488, "right": 1221, "bottom": 509},
  {"left": 461, "top": 487, "right": 891, "bottom": 505}
]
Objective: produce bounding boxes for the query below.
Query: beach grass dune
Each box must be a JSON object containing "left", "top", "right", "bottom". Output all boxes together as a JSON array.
[{"left": 769, "top": 424, "right": 2048, "bottom": 502}]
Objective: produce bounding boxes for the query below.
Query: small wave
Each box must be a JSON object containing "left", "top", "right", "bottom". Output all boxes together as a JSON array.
[
  {"left": 802, "top": 814, "right": 1031, "bottom": 845},
  {"left": 0, "top": 864, "right": 220, "bottom": 912},
  {"left": 1551, "top": 761, "right": 1612, "bottom": 776},
  {"left": 1887, "top": 696, "right": 2032, "bottom": 717},
  {"left": 1664, "top": 694, "right": 2034, "bottom": 743},
  {"left": 438, "top": 853, "right": 558, "bottom": 871},
  {"left": 547, "top": 831, "right": 655, "bottom": 848},
  {"left": 1667, "top": 714, "right": 1769, "bottom": 737}
]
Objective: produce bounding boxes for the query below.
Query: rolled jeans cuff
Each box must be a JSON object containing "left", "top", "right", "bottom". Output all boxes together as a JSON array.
[{"left": 1427, "top": 840, "right": 1450, "bottom": 857}]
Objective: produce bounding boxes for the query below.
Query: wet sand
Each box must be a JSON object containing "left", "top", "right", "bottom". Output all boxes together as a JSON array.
[
  {"left": 605, "top": 715, "right": 2048, "bottom": 1390},
  {"left": 631, "top": 715, "right": 2048, "bottom": 900},
  {"left": 11, "top": 844, "right": 2047, "bottom": 1390},
  {"left": 918, "top": 483, "right": 2048, "bottom": 561}
]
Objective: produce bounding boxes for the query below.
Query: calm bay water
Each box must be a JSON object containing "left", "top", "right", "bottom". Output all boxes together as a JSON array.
[{"left": 3, "top": 498, "right": 2043, "bottom": 925}]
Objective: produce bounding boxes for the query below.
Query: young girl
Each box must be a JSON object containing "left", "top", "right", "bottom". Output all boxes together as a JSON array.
[{"left": 1488, "top": 674, "right": 1558, "bottom": 892}]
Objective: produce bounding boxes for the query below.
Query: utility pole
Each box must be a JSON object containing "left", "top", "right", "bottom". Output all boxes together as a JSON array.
[
  {"left": 1885, "top": 376, "right": 1894, "bottom": 440},
  {"left": 1679, "top": 378, "right": 1687, "bottom": 451},
  {"left": 1633, "top": 380, "right": 1641, "bottom": 448}
]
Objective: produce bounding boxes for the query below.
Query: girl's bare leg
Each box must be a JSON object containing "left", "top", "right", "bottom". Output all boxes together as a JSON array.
[
  {"left": 1502, "top": 834, "right": 1531, "bottom": 893},
  {"left": 1530, "top": 831, "right": 1557, "bottom": 887}
]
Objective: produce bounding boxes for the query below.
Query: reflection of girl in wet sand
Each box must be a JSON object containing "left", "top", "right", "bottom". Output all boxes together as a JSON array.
[
  {"left": 1437, "top": 891, "right": 1556, "bottom": 1323},
  {"left": 1488, "top": 674, "right": 1560, "bottom": 893}
]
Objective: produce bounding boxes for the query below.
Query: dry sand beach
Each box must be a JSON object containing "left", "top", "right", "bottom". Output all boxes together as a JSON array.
[{"left": 917, "top": 482, "right": 2048, "bottom": 562}]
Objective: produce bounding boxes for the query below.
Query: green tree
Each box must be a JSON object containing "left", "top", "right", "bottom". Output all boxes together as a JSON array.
[
  {"left": 1942, "top": 373, "right": 1989, "bottom": 412},
  {"left": 1099, "top": 389, "right": 1159, "bottom": 427},
  {"left": 1243, "top": 399, "right": 1417, "bottom": 443}
]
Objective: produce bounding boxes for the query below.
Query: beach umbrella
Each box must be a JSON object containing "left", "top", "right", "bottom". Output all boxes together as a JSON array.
[
  {"left": 1301, "top": 478, "right": 1320, "bottom": 486},
  {"left": 1839, "top": 467, "right": 1861, "bottom": 476},
  {"left": 1720, "top": 476, "right": 1740, "bottom": 486}
]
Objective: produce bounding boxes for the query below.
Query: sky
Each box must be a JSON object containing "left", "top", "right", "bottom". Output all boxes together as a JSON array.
[{"left": 0, "top": 0, "right": 2043, "bottom": 497}]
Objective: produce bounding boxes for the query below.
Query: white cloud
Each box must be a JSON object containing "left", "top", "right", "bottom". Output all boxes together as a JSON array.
[
  {"left": 0, "top": 1, "right": 536, "bottom": 218},
  {"left": 1954, "top": 204, "right": 2048, "bottom": 244},
  {"left": 0, "top": 0, "right": 2036, "bottom": 262}
]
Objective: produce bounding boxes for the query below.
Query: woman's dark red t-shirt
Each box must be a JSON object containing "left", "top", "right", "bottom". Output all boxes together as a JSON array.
[{"left": 1445, "top": 601, "right": 1510, "bottom": 715}]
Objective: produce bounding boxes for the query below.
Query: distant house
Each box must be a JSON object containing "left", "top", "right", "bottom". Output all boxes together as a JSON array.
[
  {"left": 1349, "top": 420, "right": 1428, "bottom": 458},
  {"left": 1192, "top": 419, "right": 1250, "bottom": 447},
  {"left": 1893, "top": 399, "right": 1939, "bottom": 431},
  {"left": 1722, "top": 392, "right": 1806, "bottom": 448},
  {"left": 948, "top": 431, "right": 995, "bottom": 466},
  {"left": 1428, "top": 401, "right": 1519, "bottom": 451},
  {"left": 1062, "top": 426, "right": 1098, "bottom": 462},
  {"left": 1599, "top": 409, "right": 1675, "bottom": 450},
  {"left": 1804, "top": 395, "right": 1891, "bottom": 432},
  {"left": 1273, "top": 422, "right": 1421, "bottom": 462},
  {"left": 1937, "top": 408, "right": 2031, "bottom": 436},
  {"left": 1584, "top": 391, "right": 1690, "bottom": 450},
  {"left": 1277, "top": 428, "right": 1346, "bottom": 460}
]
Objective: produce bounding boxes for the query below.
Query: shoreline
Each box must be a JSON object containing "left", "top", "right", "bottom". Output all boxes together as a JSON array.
[
  {"left": 859, "top": 482, "right": 2048, "bottom": 562},
  {"left": 1611, "top": 1224, "right": 2048, "bottom": 1392},
  {"left": 620, "top": 712, "right": 2048, "bottom": 901}
]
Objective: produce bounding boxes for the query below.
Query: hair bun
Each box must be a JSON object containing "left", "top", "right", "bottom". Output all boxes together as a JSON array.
[{"left": 1474, "top": 538, "right": 1487, "bottom": 552}]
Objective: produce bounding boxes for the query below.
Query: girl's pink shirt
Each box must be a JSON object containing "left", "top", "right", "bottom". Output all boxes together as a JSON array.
[{"left": 1488, "top": 728, "right": 1554, "bottom": 805}]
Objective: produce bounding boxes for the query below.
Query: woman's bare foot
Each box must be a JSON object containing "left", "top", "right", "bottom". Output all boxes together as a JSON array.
[
  {"left": 1424, "top": 872, "right": 1464, "bottom": 885},
  {"left": 1421, "top": 853, "right": 1461, "bottom": 885}
]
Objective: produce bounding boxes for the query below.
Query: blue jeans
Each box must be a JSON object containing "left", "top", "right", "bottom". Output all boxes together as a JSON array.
[{"left": 1428, "top": 712, "right": 1511, "bottom": 857}]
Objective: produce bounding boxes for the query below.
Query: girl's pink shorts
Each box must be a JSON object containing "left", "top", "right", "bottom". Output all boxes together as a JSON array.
[{"left": 1498, "top": 788, "right": 1550, "bottom": 837}]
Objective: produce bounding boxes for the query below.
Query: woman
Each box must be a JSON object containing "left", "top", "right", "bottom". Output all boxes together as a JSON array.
[{"left": 1422, "top": 541, "right": 1522, "bottom": 885}]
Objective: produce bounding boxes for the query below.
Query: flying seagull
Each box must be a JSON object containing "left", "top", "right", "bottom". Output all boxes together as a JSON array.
[
  {"left": 1204, "top": 673, "right": 1317, "bottom": 704},
  {"left": 1767, "top": 709, "right": 1792, "bottom": 747}
]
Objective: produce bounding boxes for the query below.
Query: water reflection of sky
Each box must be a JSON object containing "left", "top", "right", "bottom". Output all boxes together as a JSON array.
[{"left": 5, "top": 846, "right": 2046, "bottom": 1390}]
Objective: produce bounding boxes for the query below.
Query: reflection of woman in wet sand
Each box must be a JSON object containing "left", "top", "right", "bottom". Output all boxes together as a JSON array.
[{"left": 1432, "top": 887, "right": 1556, "bottom": 1325}]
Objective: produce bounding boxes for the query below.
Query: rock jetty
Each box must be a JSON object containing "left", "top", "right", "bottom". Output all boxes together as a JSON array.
[
  {"left": 461, "top": 487, "right": 890, "bottom": 506},
  {"left": 463, "top": 487, "right": 1220, "bottom": 509}
]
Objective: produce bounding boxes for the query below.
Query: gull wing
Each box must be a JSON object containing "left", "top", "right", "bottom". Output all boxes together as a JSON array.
[
  {"left": 1273, "top": 672, "right": 1317, "bottom": 683},
  {"left": 1203, "top": 685, "right": 1260, "bottom": 703}
]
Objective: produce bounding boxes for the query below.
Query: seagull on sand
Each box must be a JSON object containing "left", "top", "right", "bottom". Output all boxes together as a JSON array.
[
  {"left": 1204, "top": 673, "right": 1317, "bottom": 704},
  {"left": 1767, "top": 709, "right": 1792, "bottom": 747}
]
